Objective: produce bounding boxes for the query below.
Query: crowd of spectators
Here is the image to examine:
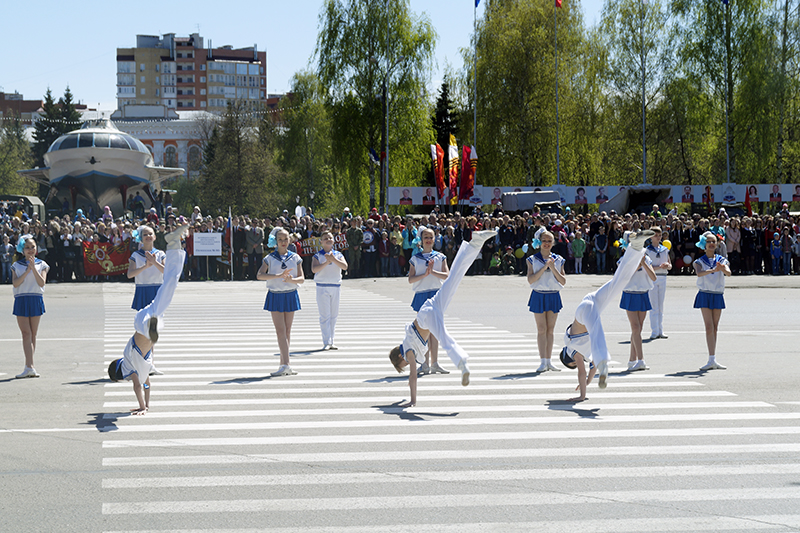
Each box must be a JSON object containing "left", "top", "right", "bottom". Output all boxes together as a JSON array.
[{"left": 3, "top": 197, "right": 800, "bottom": 285}]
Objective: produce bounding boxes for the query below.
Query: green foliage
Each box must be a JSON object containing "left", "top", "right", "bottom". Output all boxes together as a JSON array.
[
  {"left": 0, "top": 114, "right": 36, "bottom": 196},
  {"left": 276, "top": 71, "right": 334, "bottom": 214},
  {"left": 198, "top": 101, "right": 286, "bottom": 217},
  {"left": 315, "top": 0, "right": 436, "bottom": 211}
]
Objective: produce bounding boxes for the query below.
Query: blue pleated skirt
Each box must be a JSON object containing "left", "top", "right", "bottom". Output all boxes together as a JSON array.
[
  {"left": 694, "top": 291, "right": 725, "bottom": 310},
  {"left": 620, "top": 291, "right": 652, "bottom": 312},
  {"left": 13, "top": 295, "right": 45, "bottom": 317},
  {"left": 264, "top": 290, "right": 301, "bottom": 312},
  {"left": 131, "top": 285, "right": 160, "bottom": 311},
  {"left": 528, "top": 290, "right": 563, "bottom": 314},
  {"left": 411, "top": 289, "right": 438, "bottom": 312}
]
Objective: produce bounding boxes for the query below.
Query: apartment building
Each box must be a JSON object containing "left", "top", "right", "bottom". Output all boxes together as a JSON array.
[{"left": 116, "top": 32, "right": 267, "bottom": 113}]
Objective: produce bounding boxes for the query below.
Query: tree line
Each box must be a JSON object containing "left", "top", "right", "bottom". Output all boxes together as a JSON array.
[{"left": 7, "top": 0, "right": 800, "bottom": 218}]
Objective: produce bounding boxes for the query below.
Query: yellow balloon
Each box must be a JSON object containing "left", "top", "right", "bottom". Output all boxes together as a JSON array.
[
  {"left": 613, "top": 240, "right": 620, "bottom": 248},
  {"left": 663, "top": 239, "right": 672, "bottom": 251},
  {"left": 514, "top": 248, "right": 525, "bottom": 258}
]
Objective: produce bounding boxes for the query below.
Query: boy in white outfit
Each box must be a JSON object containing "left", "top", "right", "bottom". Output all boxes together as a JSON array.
[
  {"left": 645, "top": 226, "right": 672, "bottom": 339},
  {"left": 108, "top": 225, "right": 189, "bottom": 415},
  {"left": 311, "top": 231, "right": 348, "bottom": 350},
  {"left": 559, "top": 230, "right": 655, "bottom": 401},
  {"left": 389, "top": 230, "right": 497, "bottom": 406}
]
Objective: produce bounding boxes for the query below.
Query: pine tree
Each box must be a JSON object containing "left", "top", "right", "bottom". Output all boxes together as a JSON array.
[
  {"left": 32, "top": 88, "right": 60, "bottom": 167},
  {"left": 31, "top": 86, "right": 82, "bottom": 167},
  {"left": 433, "top": 79, "right": 459, "bottom": 149}
]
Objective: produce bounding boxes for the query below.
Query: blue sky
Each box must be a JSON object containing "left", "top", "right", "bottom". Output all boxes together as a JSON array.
[{"left": 0, "top": 0, "right": 603, "bottom": 114}]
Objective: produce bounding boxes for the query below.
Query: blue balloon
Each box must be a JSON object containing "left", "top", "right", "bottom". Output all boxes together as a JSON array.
[{"left": 522, "top": 243, "right": 529, "bottom": 253}]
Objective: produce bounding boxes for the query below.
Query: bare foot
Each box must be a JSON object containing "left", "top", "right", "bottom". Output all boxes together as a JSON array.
[
  {"left": 566, "top": 396, "right": 586, "bottom": 403},
  {"left": 398, "top": 401, "right": 416, "bottom": 408}
]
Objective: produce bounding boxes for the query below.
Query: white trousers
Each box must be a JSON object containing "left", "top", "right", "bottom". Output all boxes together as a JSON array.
[
  {"left": 133, "top": 249, "right": 185, "bottom": 338},
  {"left": 415, "top": 240, "right": 481, "bottom": 367},
  {"left": 648, "top": 276, "right": 667, "bottom": 336},
  {"left": 316, "top": 285, "right": 340, "bottom": 346},
  {"left": 568, "top": 245, "right": 646, "bottom": 364}
]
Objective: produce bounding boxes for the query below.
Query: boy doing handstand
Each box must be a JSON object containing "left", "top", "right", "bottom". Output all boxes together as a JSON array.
[
  {"left": 559, "top": 229, "right": 655, "bottom": 402},
  {"left": 389, "top": 229, "right": 498, "bottom": 407},
  {"left": 108, "top": 224, "right": 189, "bottom": 414}
]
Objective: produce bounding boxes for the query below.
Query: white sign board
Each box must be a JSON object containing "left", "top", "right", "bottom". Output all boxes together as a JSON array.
[{"left": 193, "top": 232, "right": 222, "bottom": 256}]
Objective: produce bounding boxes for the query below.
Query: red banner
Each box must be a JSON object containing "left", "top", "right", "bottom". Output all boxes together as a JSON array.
[{"left": 83, "top": 240, "right": 132, "bottom": 276}]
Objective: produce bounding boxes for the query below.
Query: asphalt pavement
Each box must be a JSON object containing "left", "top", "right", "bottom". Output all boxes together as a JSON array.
[{"left": 1, "top": 271, "right": 799, "bottom": 532}]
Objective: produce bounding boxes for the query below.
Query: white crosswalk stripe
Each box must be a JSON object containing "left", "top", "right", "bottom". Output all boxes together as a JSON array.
[{"left": 100, "top": 282, "right": 800, "bottom": 532}]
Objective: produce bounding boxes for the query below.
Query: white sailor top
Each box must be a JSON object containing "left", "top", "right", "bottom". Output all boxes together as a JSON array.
[
  {"left": 130, "top": 248, "right": 166, "bottom": 286},
  {"left": 313, "top": 249, "right": 345, "bottom": 285},
  {"left": 621, "top": 255, "right": 654, "bottom": 293},
  {"left": 694, "top": 254, "right": 728, "bottom": 294},
  {"left": 12, "top": 259, "right": 49, "bottom": 297},
  {"left": 410, "top": 251, "right": 446, "bottom": 293},
  {"left": 527, "top": 252, "right": 565, "bottom": 292},
  {"left": 263, "top": 250, "right": 302, "bottom": 293},
  {"left": 645, "top": 244, "right": 670, "bottom": 275}
]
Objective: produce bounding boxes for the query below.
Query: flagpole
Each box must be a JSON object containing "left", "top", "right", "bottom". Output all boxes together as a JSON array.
[
  {"left": 641, "top": 0, "right": 647, "bottom": 185},
  {"left": 554, "top": 0, "right": 561, "bottom": 186},
  {"left": 473, "top": 1, "right": 478, "bottom": 210},
  {"left": 228, "top": 206, "right": 233, "bottom": 282}
]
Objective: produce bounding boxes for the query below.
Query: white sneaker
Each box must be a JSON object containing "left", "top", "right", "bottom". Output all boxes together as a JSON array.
[
  {"left": 328, "top": 344, "right": 338, "bottom": 350},
  {"left": 430, "top": 363, "right": 450, "bottom": 374},
  {"left": 15, "top": 367, "right": 39, "bottom": 379},
  {"left": 597, "top": 360, "right": 609, "bottom": 389},
  {"left": 470, "top": 230, "right": 498, "bottom": 248},
  {"left": 417, "top": 362, "right": 430, "bottom": 375},
  {"left": 535, "top": 362, "right": 548, "bottom": 373},
  {"left": 546, "top": 362, "right": 561, "bottom": 372},
  {"left": 630, "top": 360, "right": 649, "bottom": 371},
  {"left": 658, "top": 334, "right": 669, "bottom": 339},
  {"left": 165, "top": 224, "right": 190, "bottom": 250},
  {"left": 149, "top": 367, "right": 164, "bottom": 376},
  {"left": 270, "top": 365, "right": 295, "bottom": 377},
  {"left": 458, "top": 360, "right": 470, "bottom": 386},
  {"left": 627, "top": 361, "right": 637, "bottom": 371},
  {"left": 628, "top": 230, "right": 656, "bottom": 251},
  {"left": 700, "top": 361, "right": 726, "bottom": 371}
]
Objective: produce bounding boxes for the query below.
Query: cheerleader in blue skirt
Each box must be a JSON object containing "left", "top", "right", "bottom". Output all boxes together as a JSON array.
[
  {"left": 127, "top": 226, "right": 165, "bottom": 310},
  {"left": 408, "top": 227, "right": 450, "bottom": 374},
  {"left": 12, "top": 238, "right": 49, "bottom": 378},
  {"left": 619, "top": 235, "right": 656, "bottom": 372},
  {"left": 526, "top": 228, "right": 566, "bottom": 372},
  {"left": 693, "top": 232, "right": 731, "bottom": 370},
  {"left": 258, "top": 228, "right": 304, "bottom": 376},
  {"left": 127, "top": 225, "right": 167, "bottom": 376}
]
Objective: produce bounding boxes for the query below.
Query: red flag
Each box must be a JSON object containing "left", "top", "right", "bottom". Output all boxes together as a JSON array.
[
  {"left": 447, "top": 135, "right": 459, "bottom": 205},
  {"left": 459, "top": 145, "right": 476, "bottom": 200},
  {"left": 431, "top": 144, "right": 445, "bottom": 199},
  {"left": 556, "top": 0, "right": 562, "bottom": 7},
  {"left": 745, "top": 185, "right": 753, "bottom": 216}
]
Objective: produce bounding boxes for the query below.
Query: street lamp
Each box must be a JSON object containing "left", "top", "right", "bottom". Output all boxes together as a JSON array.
[{"left": 371, "top": 55, "right": 406, "bottom": 214}]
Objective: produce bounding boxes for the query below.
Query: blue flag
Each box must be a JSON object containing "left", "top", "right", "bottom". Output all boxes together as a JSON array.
[{"left": 475, "top": 0, "right": 480, "bottom": 7}]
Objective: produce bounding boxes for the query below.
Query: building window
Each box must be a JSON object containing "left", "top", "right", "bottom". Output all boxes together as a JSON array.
[
  {"left": 140, "top": 63, "right": 145, "bottom": 71},
  {"left": 140, "top": 76, "right": 145, "bottom": 83},
  {"left": 200, "top": 89, "right": 206, "bottom": 95},
  {"left": 200, "top": 101, "right": 207, "bottom": 108},
  {"left": 140, "top": 88, "right": 146, "bottom": 95},
  {"left": 188, "top": 145, "right": 202, "bottom": 173},
  {"left": 164, "top": 146, "right": 178, "bottom": 168},
  {"left": 201, "top": 64, "right": 206, "bottom": 71},
  {"left": 155, "top": 89, "right": 160, "bottom": 96},
  {"left": 200, "top": 76, "right": 206, "bottom": 83},
  {"left": 155, "top": 64, "right": 160, "bottom": 72}
]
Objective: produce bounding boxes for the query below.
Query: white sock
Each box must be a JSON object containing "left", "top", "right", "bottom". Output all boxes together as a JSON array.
[
  {"left": 628, "top": 361, "right": 636, "bottom": 369},
  {"left": 708, "top": 355, "right": 716, "bottom": 364}
]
